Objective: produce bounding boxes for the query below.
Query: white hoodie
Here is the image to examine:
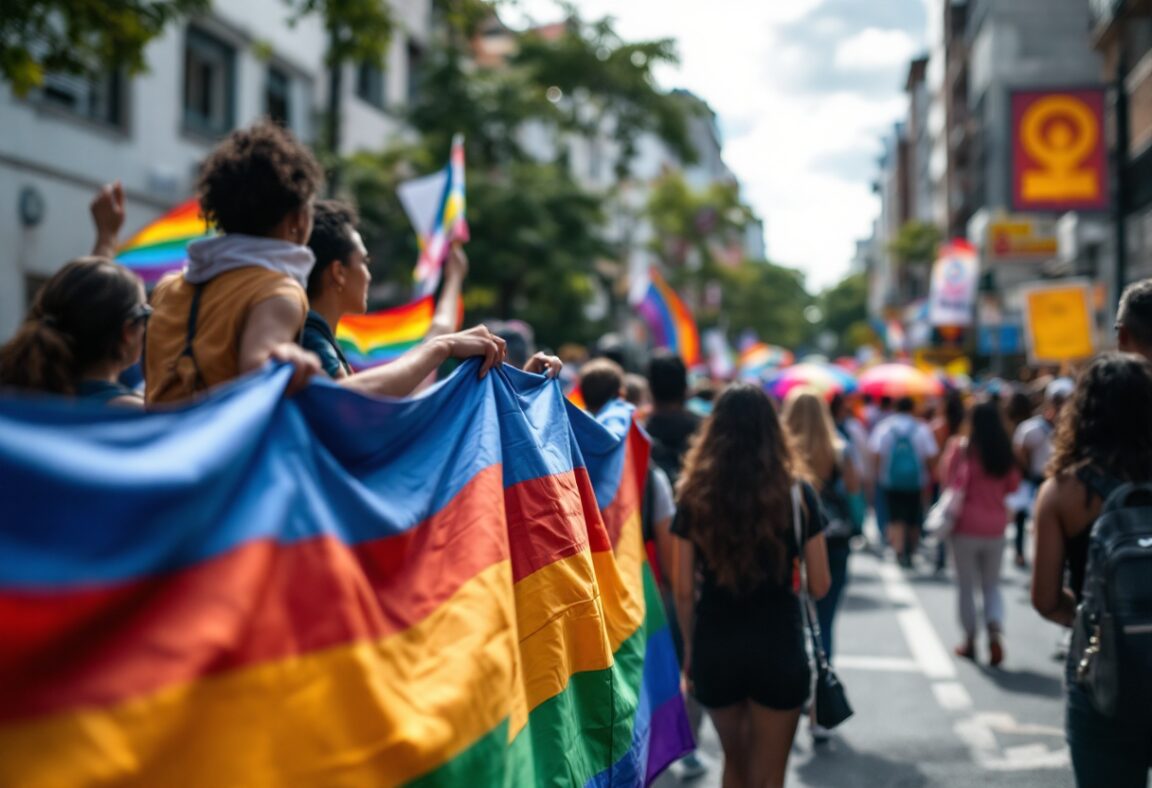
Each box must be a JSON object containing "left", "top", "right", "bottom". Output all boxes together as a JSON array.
[{"left": 184, "top": 234, "right": 316, "bottom": 288}]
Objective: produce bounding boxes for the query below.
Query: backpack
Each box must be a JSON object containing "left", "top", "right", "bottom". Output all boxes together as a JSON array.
[
  {"left": 885, "top": 425, "right": 923, "bottom": 491},
  {"left": 1070, "top": 476, "right": 1152, "bottom": 718},
  {"left": 819, "top": 458, "right": 853, "bottom": 540}
]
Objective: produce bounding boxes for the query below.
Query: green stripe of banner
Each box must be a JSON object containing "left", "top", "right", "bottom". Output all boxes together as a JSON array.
[{"left": 406, "top": 565, "right": 670, "bottom": 786}]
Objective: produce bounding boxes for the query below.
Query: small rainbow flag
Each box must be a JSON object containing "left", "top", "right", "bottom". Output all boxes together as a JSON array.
[
  {"left": 115, "top": 199, "right": 213, "bottom": 284},
  {"left": 401, "top": 134, "right": 469, "bottom": 298},
  {"left": 335, "top": 296, "right": 434, "bottom": 370},
  {"left": 737, "top": 341, "right": 793, "bottom": 380},
  {"left": 632, "top": 267, "right": 701, "bottom": 368}
]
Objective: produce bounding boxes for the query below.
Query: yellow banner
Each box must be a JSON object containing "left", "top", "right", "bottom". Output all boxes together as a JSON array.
[{"left": 1022, "top": 281, "right": 1096, "bottom": 364}]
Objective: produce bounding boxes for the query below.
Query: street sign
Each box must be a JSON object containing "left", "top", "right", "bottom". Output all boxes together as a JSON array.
[
  {"left": 986, "top": 216, "right": 1059, "bottom": 262},
  {"left": 1021, "top": 280, "right": 1097, "bottom": 364},
  {"left": 1011, "top": 89, "right": 1110, "bottom": 213}
]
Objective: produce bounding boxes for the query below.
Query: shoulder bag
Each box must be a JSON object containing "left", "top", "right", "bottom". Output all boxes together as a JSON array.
[{"left": 793, "top": 483, "right": 854, "bottom": 729}]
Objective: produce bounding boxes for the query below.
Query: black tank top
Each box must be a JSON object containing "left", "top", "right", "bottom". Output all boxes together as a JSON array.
[{"left": 1068, "top": 467, "right": 1122, "bottom": 602}]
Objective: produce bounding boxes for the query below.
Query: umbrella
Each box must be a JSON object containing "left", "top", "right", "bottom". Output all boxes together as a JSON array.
[
  {"left": 857, "top": 364, "right": 945, "bottom": 399},
  {"left": 738, "top": 343, "right": 794, "bottom": 380},
  {"left": 769, "top": 363, "right": 858, "bottom": 400}
]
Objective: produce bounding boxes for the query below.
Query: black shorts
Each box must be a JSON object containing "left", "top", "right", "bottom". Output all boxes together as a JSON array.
[
  {"left": 884, "top": 489, "right": 924, "bottom": 528},
  {"left": 690, "top": 599, "right": 810, "bottom": 711}
]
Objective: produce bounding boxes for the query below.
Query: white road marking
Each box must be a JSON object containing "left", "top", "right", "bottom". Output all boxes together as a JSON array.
[
  {"left": 835, "top": 655, "right": 921, "bottom": 672},
  {"left": 875, "top": 562, "right": 958, "bottom": 679},
  {"left": 932, "top": 681, "right": 974, "bottom": 711},
  {"left": 955, "top": 714, "right": 1070, "bottom": 771}
]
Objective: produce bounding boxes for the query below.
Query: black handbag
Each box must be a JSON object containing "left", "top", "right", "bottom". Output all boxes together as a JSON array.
[{"left": 792, "top": 484, "right": 854, "bottom": 729}]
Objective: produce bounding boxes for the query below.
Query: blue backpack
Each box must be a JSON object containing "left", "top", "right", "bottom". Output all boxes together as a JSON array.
[{"left": 885, "top": 426, "right": 923, "bottom": 491}]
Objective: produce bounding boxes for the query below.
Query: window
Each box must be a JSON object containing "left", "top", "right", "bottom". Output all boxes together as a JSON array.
[
  {"left": 265, "top": 66, "right": 291, "bottom": 127},
  {"left": 356, "top": 60, "right": 386, "bottom": 109},
  {"left": 183, "top": 27, "right": 236, "bottom": 137},
  {"left": 407, "top": 41, "right": 424, "bottom": 104},
  {"left": 40, "top": 70, "right": 126, "bottom": 129}
]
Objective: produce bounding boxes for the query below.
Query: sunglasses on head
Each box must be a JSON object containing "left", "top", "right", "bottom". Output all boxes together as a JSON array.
[{"left": 127, "top": 303, "right": 153, "bottom": 324}]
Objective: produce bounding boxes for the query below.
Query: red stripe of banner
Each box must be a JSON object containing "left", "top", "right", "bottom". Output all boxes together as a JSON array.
[{"left": 0, "top": 466, "right": 612, "bottom": 724}]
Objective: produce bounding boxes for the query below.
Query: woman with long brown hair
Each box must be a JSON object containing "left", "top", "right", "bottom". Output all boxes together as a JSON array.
[{"left": 673, "top": 382, "right": 831, "bottom": 787}]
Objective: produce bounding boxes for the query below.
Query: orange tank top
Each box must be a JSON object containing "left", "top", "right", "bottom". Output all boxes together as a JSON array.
[{"left": 145, "top": 267, "right": 307, "bottom": 405}]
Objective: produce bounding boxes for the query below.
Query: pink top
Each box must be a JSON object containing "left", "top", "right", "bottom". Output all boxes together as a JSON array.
[{"left": 942, "top": 438, "right": 1021, "bottom": 539}]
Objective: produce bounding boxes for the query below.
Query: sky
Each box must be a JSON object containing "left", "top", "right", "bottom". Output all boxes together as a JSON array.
[{"left": 512, "top": 0, "right": 931, "bottom": 291}]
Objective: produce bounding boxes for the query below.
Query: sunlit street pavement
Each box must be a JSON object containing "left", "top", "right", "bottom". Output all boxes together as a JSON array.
[{"left": 658, "top": 548, "right": 1073, "bottom": 788}]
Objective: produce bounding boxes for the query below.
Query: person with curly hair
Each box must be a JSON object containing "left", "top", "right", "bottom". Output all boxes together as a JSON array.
[
  {"left": 672, "top": 382, "right": 830, "bottom": 788},
  {"left": 145, "top": 120, "right": 324, "bottom": 403},
  {"left": 1031, "top": 353, "right": 1152, "bottom": 786},
  {"left": 145, "top": 121, "right": 509, "bottom": 404}
]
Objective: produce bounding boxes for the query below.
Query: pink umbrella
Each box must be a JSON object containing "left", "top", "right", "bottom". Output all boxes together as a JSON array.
[
  {"left": 768, "top": 363, "right": 857, "bottom": 400},
  {"left": 857, "top": 364, "right": 944, "bottom": 399}
]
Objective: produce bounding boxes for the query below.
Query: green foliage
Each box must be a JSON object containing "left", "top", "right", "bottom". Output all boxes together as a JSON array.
[
  {"left": 713, "top": 261, "right": 813, "bottom": 349},
  {"left": 344, "top": 147, "right": 613, "bottom": 349},
  {"left": 889, "top": 220, "right": 943, "bottom": 267},
  {"left": 0, "top": 0, "right": 209, "bottom": 95},
  {"left": 646, "top": 170, "right": 754, "bottom": 279},
  {"left": 285, "top": 0, "right": 394, "bottom": 67},
  {"left": 513, "top": 14, "right": 694, "bottom": 177},
  {"left": 815, "top": 271, "right": 869, "bottom": 354}
]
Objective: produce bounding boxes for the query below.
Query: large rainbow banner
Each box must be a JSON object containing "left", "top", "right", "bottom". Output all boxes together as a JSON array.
[{"left": 0, "top": 361, "right": 691, "bottom": 786}]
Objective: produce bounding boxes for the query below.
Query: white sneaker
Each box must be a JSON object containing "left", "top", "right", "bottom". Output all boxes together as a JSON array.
[
  {"left": 677, "top": 751, "right": 708, "bottom": 780},
  {"left": 810, "top": 722, "right": 833, "bottom": 744}
]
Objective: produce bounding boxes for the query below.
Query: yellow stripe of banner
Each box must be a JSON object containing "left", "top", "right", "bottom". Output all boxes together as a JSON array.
[
  {"left": 0, "top": 562, "right": 519, "bottom": 788},
  {"left": 0, "top": 512, "right": 649, "bottom": 786}
]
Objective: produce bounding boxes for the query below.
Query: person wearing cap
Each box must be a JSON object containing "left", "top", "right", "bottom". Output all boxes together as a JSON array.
[
  {"left": 1117, "top": 279, "right": 1152, "bottom": 362},
  {"left": 1011, "top": 378, "right": 1073, "bottom": 567}
]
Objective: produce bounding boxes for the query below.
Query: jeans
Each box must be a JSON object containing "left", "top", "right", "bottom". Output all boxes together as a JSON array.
[
  {"left": 816, "top": 538, "right": 851, "bottom": 659},
  {"left": 951, "top": 535, "right": 1005, "bottom": 637},
  {"left": 1067, "top": 683, "right": 1152, "bottom": 787},
  {"left": 874, "top": 487, "right": 889, "bottom": 542}
]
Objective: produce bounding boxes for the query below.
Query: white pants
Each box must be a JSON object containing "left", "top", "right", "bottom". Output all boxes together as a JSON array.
[{"left": 951, "top": 535, "right": 1005, "bottom": 637}]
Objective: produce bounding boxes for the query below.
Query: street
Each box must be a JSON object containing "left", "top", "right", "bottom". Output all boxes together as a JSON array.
[{"left": 658, "top": 546, "right": 1073, "bottom": 788}]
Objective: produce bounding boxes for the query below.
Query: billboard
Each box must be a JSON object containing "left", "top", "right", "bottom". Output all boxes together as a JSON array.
[{"left": 1011, "top": 89, "right": 1109, "bottom": 213}]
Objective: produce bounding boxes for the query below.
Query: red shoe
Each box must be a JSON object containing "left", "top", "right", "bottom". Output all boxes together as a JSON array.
[
  {"left": 954, "top": 641, "right": 976, "bottom": 661},
  {"left": 989, "top": 638, "right": 1004, "bottom": 667}
]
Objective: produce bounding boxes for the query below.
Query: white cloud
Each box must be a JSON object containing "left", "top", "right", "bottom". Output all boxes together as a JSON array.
[
  {"left": 509, "top": 0, "right": 924, "bottom": 291},
  {"left": 833, "top": 28, "right": 920, "bottom": 72}
]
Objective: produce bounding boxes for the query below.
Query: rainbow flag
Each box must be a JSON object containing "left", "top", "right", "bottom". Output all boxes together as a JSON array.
[
  {"left": 335, "top": 295, "right": 435, "bottom": 370},
  {"left": 0, "top": 361, "right": 692, "bottom": 786},
  {"left": 401, "top": 134, "right": 469, "bottom": 298},
  {"left": 737, "top": 341, "right": 793, "bottom": 380},
  {"left": 115, "top": 198, "right": 213, "bottom": 284},
  {"left": 632, "top": 267, "right": 701, "bottom": 368}
]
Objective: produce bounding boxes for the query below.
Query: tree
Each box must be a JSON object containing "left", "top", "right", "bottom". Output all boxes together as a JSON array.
[
  {"left": 714, "top": 261, "right": 813, "bottom": 349},
  {"left": 815, "top": 271, "right": 871, "bottom": 355},
  {"left": 889, "top": 220, "right": 943, "bottom": 267},
  {"left": 645, "top": 170, "right": 755, "bottom": 279},
  {"left": 0, "top": 0, "right": 209, "bottom": 96}
]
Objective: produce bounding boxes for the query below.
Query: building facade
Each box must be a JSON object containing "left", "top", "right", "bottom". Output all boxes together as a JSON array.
[{"left": 0, "top": 0, "right": 430, "bottom": 340}]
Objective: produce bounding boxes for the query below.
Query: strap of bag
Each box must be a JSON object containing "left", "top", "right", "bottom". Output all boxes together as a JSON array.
[
  {"left": 178, "top": 283, "right": 207, "bottom": 392},
  {"left": 792, "top": 483, "right": 829, "bottom": 663}
]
